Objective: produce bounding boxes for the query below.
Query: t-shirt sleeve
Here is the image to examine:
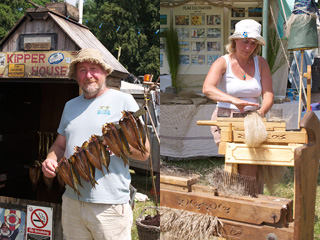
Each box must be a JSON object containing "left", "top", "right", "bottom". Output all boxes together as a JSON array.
[
  {"left": 57, "top": 104, "right": 67, "bottom": 136},
  {"left": 125, "top": 94, "right": 140, "bottom": 112}
]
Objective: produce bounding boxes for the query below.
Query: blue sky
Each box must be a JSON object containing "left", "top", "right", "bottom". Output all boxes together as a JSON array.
[{"left": 65, "top": 0, "right": 77, "bottom": 7}]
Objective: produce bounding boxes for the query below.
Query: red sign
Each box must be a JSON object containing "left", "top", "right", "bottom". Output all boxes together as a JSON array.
[{"left": 0, "top": 51, "right": 77, "bottom": 78}]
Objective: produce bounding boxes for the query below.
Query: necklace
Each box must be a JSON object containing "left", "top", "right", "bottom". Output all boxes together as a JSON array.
[
  {"left": 240, "top": 61, "right": 248, "bottom": 80},
  {"left": 235, "top": 56, "right": 249, "bottom": 80}
]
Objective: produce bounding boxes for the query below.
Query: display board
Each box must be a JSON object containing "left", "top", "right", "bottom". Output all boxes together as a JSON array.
[
  {"left": 160, "top": 5, "right": 224, "bottom": 74},
  {"left": 160, "top": 3, "right": 263, "bottom": 78}
]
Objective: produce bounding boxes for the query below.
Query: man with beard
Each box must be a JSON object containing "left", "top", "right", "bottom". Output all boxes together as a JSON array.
[
  {"left": 41, "top": 48, "right": 150, "bottom": 240},
  {"left": 0, "top": 223, "right": 18, "bottom": 240}
]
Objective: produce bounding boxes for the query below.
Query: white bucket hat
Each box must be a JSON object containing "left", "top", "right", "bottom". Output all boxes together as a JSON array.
[
  {"left": 229, "top": 19, "right": 266, "bottom": 46},
  {"left": 68, "top": 48, "right": 113, "bottom": 80}
]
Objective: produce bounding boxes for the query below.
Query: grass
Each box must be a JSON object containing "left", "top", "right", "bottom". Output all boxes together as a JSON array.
[
  {"left": 161, "top": 157, "right": 320, "bottom": 239},
  {"left": 130, "top": 169, "right": 159, "bottom": 240}
]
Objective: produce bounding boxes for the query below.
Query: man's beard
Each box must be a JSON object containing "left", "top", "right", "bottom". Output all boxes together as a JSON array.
[
  {"left": 0, "top": 228, "right": 10, "bottom": 236},
  {"left": 82, "top": 83, "right": 100, "bottom": 94}
]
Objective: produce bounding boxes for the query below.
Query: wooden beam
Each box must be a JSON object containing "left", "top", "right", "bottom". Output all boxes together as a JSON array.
[
  {"left": 160, "top": 189, "right": 290, "bottom": 226},
  {"left": 197, "top": 120, "right": 286, "bottom": 131},
  {"left": 220, "top": 129, "right": 307, "bottom": 144},
  {"left": 225, "top": 143, "right": 303, "bottom": 166}
]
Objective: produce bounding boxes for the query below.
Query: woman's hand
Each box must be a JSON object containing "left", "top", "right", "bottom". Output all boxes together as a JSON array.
[{"left": 232, "top": 98, "right": 260, "bottom": 112}]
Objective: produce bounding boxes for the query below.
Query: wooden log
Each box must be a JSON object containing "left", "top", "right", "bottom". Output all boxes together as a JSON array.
[
  {"left": 160, "top": 189, "right": 289, "bottom": 226},
  {"left": 225, "top": 143, "right": 303, "bottom": 167}
]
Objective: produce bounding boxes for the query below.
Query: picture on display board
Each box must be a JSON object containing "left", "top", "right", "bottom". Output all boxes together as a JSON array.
[
  {"left": 207, "top": 15, "right": 221, "bottom": 25},
  {"left": 248, "top": 7, "right": 262, "bottom": 17},
  {"left": 191, "top": 41, "right": 205, "bottom": 52},
  {"left": 207, "top": 28, "right": 221, "bottom": 38},
  {"left": 160, "top": 15, "right": 167, "bottom": 25},
  {"left": 191, "top": 28, "right": 205, "bottom": 38},
  {"left": 177, "top": 28, "right": 189, "bottom": 38},
  {"left": 232, "top": 8, "right": 245, "bottom": 17},
  {"left": 191, "top": 14, "right": 205, "bottom": 25},
  {"left": 179, "top": 41, "right": 190, "bottom": 52},
  {"left": 191, "top": 55, "right": 205, "bottom": 65},
  {"left": 207, "top": 41, "right": 221, "bottom": 51},
  {"left": 179, "top": 55, "right": 190, "bottom": 65},
  {"left": 207, "top": 55, "right": 221, "bottom": 65},
  {"left": 175, "top": 15, "right": 189, "bottom": 25}
]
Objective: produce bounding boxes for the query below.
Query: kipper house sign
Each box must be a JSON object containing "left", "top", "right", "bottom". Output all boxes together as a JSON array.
[{"left": 0, "top": 51, "right": 77, "bottom": 78}]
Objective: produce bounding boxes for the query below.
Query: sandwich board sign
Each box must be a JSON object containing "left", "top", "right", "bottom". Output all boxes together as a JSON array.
[{"left": 26, "top": 205, "right": 53, "bottom": 240}]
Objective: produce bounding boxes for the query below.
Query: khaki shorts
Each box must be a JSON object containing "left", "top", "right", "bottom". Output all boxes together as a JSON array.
[{"left": 62, "top": 195, "right": 133, "bottom": 240}]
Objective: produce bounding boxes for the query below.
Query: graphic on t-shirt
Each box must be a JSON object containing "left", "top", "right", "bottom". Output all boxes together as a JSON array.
[{"left": 97, "top": 106, "right": 110, "bottom": 115}]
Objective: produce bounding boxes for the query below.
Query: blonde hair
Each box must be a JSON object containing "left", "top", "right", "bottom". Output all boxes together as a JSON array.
[{"left": 225, "top": 39, "right": 262, "bottom": 55}]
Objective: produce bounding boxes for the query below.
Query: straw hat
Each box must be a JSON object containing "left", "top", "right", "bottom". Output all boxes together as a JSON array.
[
  {"left": 229, "top": 19, "right": 266, "bottom": 46},
  {"left": 68, "top": 48, "right": 113, "bottom": 80}
]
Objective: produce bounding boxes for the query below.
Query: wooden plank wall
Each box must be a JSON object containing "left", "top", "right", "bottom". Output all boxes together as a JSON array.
[{"left": 1, "top": 17, "right": 78, "bottom": 52}]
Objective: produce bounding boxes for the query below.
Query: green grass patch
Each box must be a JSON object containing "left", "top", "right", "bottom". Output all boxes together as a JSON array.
[{"left": 130, "top": 169, "right": 158, "bottom": 240}]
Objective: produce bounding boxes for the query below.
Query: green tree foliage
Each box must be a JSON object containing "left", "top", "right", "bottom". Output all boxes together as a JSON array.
[
  {"left": 0, "top": 0, "right": 159, "bottom": 79},
  {"left": 0, "top": 0, "right": 57, "bottom": 41},
  {"left": 83, "top": 0, "right": 160, "bottom": 78}
]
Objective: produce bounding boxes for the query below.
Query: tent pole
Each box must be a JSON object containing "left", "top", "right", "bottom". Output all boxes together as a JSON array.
[
  {"left": 298, "top": 50, "right": 305, "bottom": 128},
  {"left": 262, "top": 0, "right": 269, "bottom": 60}
]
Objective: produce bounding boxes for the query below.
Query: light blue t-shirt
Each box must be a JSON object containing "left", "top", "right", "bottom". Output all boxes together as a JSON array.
[{"left": 57, "top": 89, "right": 139, "bottom": 204}]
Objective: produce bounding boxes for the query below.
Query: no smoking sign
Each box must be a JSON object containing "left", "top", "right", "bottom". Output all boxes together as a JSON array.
[
  {"left": 27, "top": 205, "right": 53, "bottom": 240},
  {"left": 31, "top": 209, "right": 48, "bottom": 228}
]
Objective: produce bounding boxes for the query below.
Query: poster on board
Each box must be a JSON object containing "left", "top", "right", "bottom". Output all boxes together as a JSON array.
[{"left": 0, "top": 208, "right": 26, "bottom": 240}]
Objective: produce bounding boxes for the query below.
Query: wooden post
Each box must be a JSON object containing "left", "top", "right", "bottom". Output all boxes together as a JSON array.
[{"left": 303, "top": 65, "right": 312, "bottom": 112}]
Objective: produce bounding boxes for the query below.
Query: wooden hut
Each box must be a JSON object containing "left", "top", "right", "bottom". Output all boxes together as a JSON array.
[{"left": 0, "top": 2, "right": 130, "bottom": 238}]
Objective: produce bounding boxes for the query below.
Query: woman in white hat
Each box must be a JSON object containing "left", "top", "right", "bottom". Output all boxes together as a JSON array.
[{"left": 202, "top": 19, "right": 274, "bottom": 194}]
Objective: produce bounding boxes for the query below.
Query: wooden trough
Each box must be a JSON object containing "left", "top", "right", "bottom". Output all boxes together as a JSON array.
[{"left": 160, "top": 111, "right": 320, "bottom": 240}]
